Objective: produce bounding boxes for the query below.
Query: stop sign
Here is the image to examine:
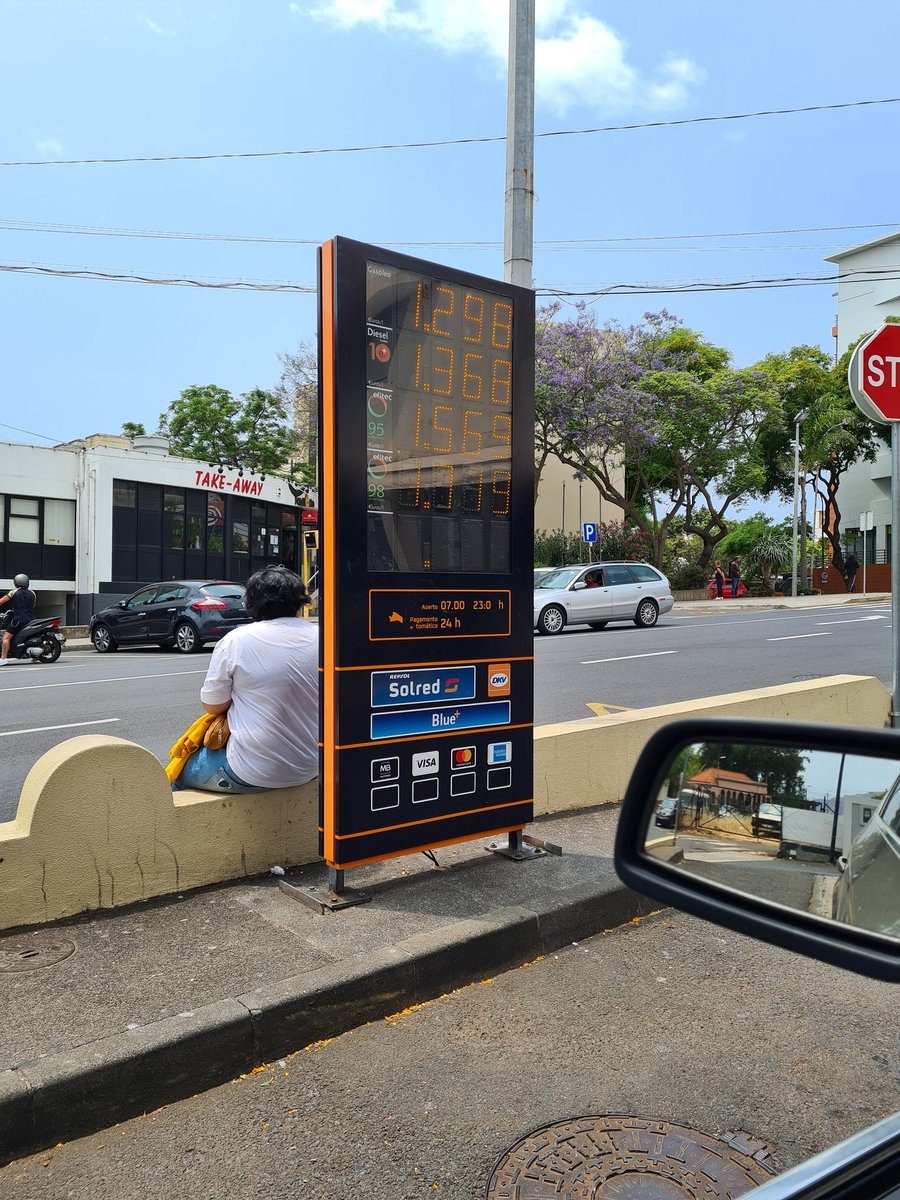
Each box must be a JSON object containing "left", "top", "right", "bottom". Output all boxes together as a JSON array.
[{"left": 848, "top": 325, "right": 900, "bottom": 424}]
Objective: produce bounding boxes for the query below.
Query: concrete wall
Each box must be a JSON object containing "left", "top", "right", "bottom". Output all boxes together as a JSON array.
[{"left": 0, "top": 675, "right": 890, "bottom": 930}]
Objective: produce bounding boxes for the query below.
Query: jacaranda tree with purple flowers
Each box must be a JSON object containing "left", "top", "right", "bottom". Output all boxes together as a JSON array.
[{"left": 534, "top": 305, "right": 778, "bottom": 567}]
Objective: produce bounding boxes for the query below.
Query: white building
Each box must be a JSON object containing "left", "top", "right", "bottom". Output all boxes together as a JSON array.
[
  {"left": 824, "top": 233, "right": 900, "bottom": 565},
  {"left": 0, "top": 434, "right": 315, "bottom": 624}
]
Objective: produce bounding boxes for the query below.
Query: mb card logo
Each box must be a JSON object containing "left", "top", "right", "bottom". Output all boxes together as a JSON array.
[{"left": 412, "top": 751, "right": 440, "bottom": 776}]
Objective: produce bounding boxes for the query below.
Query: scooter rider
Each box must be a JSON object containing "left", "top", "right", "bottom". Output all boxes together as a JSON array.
[{"left": 0, "top": 574, "right": 36, "bottom": 663}]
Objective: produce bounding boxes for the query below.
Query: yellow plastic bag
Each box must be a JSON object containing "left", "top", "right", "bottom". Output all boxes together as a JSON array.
[{"left": 166, "top": 713, "right": 216, "bottom": 783}]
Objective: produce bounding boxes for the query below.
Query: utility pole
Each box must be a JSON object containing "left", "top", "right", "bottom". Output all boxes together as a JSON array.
[{"left": 503, "top": 0, "right": 535, "bottom": 289}]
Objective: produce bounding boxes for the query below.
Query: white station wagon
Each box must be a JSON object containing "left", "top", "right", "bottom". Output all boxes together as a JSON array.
[{"left": 533, "top": 561, "right": 675, "bottom": 635}]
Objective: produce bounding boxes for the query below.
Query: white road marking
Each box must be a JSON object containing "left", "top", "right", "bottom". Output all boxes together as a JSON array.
[
  {"left": 767, "top": 633, "right": 832, "bottom": 642},
  {"left": 0, "top": 669, "right": 205, "bottom": 693},
  {"left": 581, "top": 651, "right": 678, "bottom": 665},
  {"left": 0, "top": 718, "right": 121, "bottom": 737},
  {"left": 815, "top": 616, "right": 887, "bottom": 625}
]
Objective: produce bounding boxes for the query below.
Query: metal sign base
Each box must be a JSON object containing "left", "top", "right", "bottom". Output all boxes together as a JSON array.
[
  {"left": 488, "top": 830, "right": 552, "bottom": 862},
  {"left": 278, "top": 870, "right": 372, "bottom": 914}
]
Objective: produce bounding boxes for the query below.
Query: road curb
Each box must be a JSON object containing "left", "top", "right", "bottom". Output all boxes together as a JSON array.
[{"left": 0, "top": 879, "right": 656, "bottom": 1165}]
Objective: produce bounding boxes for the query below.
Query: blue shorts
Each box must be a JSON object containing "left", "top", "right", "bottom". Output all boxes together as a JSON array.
[{"left": 172, "top": 747, "right": 267, "bottom": 794}]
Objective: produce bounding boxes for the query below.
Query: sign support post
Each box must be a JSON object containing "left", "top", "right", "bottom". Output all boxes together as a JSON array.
[
  {"left": 847, "top": 325, "right": 900, "bottom": 727},
  {"left": 893, "top": 427, "right": 900, "bottom": 727}
]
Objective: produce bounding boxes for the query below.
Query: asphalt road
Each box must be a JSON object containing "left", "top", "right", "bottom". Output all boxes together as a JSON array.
[
  {"left": 0, "top": 649, "right": 210, "bottom": 822},
  {"left": 534, "top": 600, "right": 893, "bottom": 724},
  {"left": 0, "top": 601, "right": 892, "bottom": 821},
  {"left": 1, "top": 910, "right": 895, "bottom": 1199}
]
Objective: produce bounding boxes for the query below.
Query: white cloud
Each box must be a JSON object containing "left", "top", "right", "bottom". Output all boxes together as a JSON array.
[
  {"left": 304, "top": 0, "right": 704, "bottom": 114},
  {"left": 36, "top": 138, "right": 65, "bottom": 157},
  {"left": 136, "top": 13, "right": 175, "bottom": 36}
]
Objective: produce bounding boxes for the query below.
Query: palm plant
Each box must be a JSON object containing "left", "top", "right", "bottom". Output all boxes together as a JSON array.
[{"left": 744, "top": 527, "right": 793, "bottom": 589}]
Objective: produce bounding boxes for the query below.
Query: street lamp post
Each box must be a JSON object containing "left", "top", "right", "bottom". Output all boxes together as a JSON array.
[{"left": 791, "top": 409, "right": 809, "bottom": 598}]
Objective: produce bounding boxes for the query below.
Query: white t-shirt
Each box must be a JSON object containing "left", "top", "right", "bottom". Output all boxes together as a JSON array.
[{"left": 200, "top": 617, "right": 319, "bottom": 788}]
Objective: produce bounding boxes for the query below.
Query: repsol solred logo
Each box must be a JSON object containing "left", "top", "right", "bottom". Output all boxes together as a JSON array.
[{"left": 487, "top": 663, "right": 511, "bottom": 697}]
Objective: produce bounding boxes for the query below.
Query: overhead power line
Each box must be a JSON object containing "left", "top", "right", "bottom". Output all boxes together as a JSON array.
[
  {"left": 7, "top": 258, "right": 900, "bottom": 298},
  {"left": 2, "top": 95, "right": 898, "bottom": 168},
  {"left": 1, "top": 215, "right": 897, "bottom": 250},
  {"left": 0, "top": 263, "right": 315, "bottom": 292},
  {"left": 538, "top": 264, "right": 900, "bottom": 298}
]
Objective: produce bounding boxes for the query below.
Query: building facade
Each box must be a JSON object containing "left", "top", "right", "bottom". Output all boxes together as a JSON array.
[
  {"left": 0, "top": 434, "right": 315, "bottom": 624},
  {"left": 824, "top": 232, "right": 900, "bottom": 569}
]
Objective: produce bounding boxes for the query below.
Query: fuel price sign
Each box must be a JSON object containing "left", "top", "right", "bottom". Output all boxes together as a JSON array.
[{"left": 318, "top": 237, "right": 534, "bottom": 870}]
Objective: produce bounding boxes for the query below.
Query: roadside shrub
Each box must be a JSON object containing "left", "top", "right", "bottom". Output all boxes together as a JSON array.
[
  {"left": 596, "top": 521, "right": 651, "bottom": 562},
  {"left": 667, "top": 562, "right": 708, "bottom": 590},
  {"left": 534, "top": 528, "right": 587, "bottom": 567}
]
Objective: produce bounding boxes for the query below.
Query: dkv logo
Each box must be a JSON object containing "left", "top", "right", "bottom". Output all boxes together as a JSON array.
[{"left": 487, "top": 663, "right": 511, "bottom": 697}]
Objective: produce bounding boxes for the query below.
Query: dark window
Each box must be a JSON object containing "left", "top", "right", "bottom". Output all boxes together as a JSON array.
[
  {"left": 627, "top": 564, "right": 661, "bottom": 583},
  {"left": 113, "top": 480, "right": 136, "bottom": 508},
  {"left": 232, "top": 520, "right": 249, "bottom": 555},
  {"left": 126, "top": 586, "right": 159, "bottom": 609},
  {"left": 603, "top": 564, "right": 634, "bottom": 586},
  {"left": 251, "top": 503, "right": 267, "bottom": 558},
  {"left": 155, "top": 583, "right": 189, "bottom": 603},
  {"left": 163, "top": 490, "right": 185, "bottom": 550}
]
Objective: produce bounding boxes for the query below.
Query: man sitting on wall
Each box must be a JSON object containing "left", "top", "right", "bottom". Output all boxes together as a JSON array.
[{"left": 0, "top": 574, "right": 36, "bottom": 663}]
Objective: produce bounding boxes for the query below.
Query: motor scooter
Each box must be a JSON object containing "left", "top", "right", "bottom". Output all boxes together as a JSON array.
[{"left": 0, "top": 611, "right": 66, "bottom": 663}]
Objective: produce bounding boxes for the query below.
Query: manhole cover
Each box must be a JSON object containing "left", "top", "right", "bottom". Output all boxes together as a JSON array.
[
  {"left": 0, "top": 932, "right": 77, "bottom": 974},
  {"left": 486, "top": 1115, "right": 775, "bottom": 1200}
]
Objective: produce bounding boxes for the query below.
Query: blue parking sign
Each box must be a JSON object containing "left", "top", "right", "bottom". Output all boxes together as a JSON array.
[{"left": 582, "top": 522, "right": 598, "bottom": 543}]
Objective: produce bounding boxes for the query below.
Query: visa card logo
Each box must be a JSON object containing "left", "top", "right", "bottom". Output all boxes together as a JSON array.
[{"left": 413, "top": 751, "right": 440, "bottom": 776}]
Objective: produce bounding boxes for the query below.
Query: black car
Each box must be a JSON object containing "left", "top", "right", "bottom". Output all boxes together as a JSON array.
[
  {"left": 655, "top": 798, "right": 678, "bottom": 829},
  {"left": 90, "top": 580, "right": 250, "bottom": 654}
]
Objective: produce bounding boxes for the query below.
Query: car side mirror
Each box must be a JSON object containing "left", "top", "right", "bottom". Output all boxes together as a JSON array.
[
  {"left": 117, "top": 601, "right": 127, "bottom": 608},
  {"left": 614, "top": 717, "right": 900, "bottom": 982},
  {"left": 572, "top": 581, "right": 586, "bottom": 590}
]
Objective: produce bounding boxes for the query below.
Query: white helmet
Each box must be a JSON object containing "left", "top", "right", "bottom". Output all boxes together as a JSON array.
[{"left": 13, "top": 574, "right": 29, "bottom": 588}]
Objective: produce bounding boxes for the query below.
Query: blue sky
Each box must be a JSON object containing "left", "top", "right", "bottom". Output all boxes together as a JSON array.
[{"left": 3, "top": 0, "right": 900, "bottom": 463}]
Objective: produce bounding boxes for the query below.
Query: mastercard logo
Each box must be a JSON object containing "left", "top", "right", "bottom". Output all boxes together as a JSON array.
[{"left": 452, "top": 747, "right": 475, "bottom": 768}]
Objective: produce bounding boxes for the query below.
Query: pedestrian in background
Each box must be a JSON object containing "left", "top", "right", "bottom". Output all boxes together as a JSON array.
[
  {"left": 844, "top": 553, "right": 859, "bottom": 593},
  {"left": 713, "top": 560, "right": 725, "bottom": 600},
  {"left": 729, "top": 556, "right": 742, "bottom": 598}
]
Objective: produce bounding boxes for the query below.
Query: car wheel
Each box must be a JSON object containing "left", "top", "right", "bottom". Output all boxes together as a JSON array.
[
  {"left": 174, "top": 621, "right": 201, "bottom": 653},
  {"left": 587, "top": 621, "right": 608, "bottom": 630},
  {"left": 37, "top": 636, "right": 62, "bottom": 663},
  {"left": 634, "top": 599, "right": 659, "bottom": 628},
  {"left": 91, "top": 623, "right": 118, "bottom": 653},
  {"left": 537, "top": 605, "right": 566, "bottom": 635}
]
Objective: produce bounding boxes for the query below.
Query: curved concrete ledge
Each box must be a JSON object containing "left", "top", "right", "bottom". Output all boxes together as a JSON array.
[
  {"left": 0, "top": 736, "right": 318, "bottom": 930},
  {"left": 0, "top": 675, "right": 889, "bottom": 930}
]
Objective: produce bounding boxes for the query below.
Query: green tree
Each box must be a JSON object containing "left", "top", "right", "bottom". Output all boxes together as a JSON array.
[
  {"left": 121, "top": 421, "right": 146, "bottom": 439},
  {"left": 756, "top": 344, "right": 886, "bottom": 581},
  {"left": 535, "top": 308, "right": 779, "bottom": 567},
  {"left": 158, "top": 385, "right": 299, "bottom": 475}
]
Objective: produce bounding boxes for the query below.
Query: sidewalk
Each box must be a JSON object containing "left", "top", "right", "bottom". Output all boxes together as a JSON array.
[
  {"left": 0, "top": 803, "right": 657, "bottom": 1164},
  {"left": 4, "top": 587, "right": 888, "bottom": 1162}
]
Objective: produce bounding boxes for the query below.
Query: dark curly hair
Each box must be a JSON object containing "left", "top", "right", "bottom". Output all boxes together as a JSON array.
[{"left": 244, "top": 566, "right": 310, "bottom": 621}]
